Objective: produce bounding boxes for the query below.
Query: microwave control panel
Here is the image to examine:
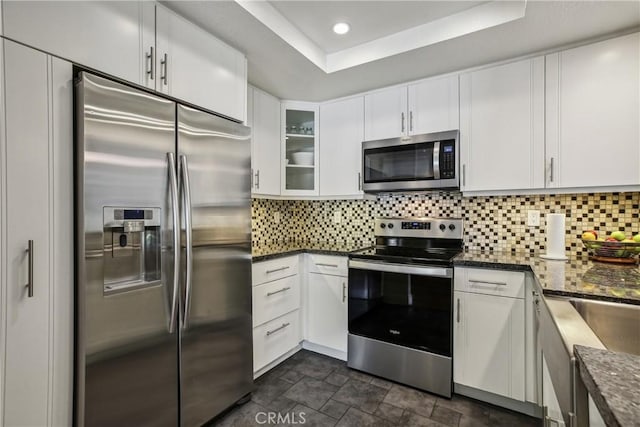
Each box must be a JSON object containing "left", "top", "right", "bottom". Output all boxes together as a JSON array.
[{"left": 440, "top": 141, "right": 455, "bottom": 179}]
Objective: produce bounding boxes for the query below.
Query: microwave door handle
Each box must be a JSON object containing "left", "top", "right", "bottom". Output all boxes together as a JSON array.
[{"left": 433, "top": 140, "right": 440, "bottom": 179}]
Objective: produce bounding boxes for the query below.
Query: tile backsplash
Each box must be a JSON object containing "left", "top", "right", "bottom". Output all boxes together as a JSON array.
[{"left": 252, "top": 192, "right": 640, "bottom": 256}]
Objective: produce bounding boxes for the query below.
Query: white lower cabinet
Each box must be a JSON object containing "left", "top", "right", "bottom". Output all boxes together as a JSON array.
[
  {"left": 454, "top": 267, "right": 528, "bottom": 403},
  {"left": 252, "top": 275, "right": 300, "bottom": 328},
  {"left": 542, "top": 355, "right": 566, "bottom": 427},
  {"left": 253, "top": 310, "right": 301, "bottom": 373},
  {"left": 252, "top": 256, "right": 302, "bottom": 374},
  {"left": 305, "top": 255, "right": 348, "bottom": 358},
  {"left": 1, "top": 40, "right": 74, "bottom": 427},
  {"left": 307, "top": 273, "right": 348, "bottom": 353}
]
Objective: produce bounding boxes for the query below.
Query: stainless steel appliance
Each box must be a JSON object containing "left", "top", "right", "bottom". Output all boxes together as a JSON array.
[
  {"left": 75, "top": 72, "right": 252, "bottom": 426},
  {"left": 348, "top": 217, "right": 463, "bottom": 397},
  {"left": 362, "top": 130, "right": 459, "bottom": 193}
]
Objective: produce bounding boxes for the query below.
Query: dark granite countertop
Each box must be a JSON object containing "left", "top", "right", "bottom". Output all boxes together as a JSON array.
[
  {"left": 454, "top": 251, "right": 640, "bottom": 305},
  {"left": 574, "top": 345, "right": 640, "bottom": 427},
  {"left": 252, "top": 241, "right": 373, "bottom": 262}
]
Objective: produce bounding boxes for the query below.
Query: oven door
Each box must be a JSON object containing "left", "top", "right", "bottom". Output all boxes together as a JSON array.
[{"left": 348, "top": 260, "right": 453, "bottom": 357}]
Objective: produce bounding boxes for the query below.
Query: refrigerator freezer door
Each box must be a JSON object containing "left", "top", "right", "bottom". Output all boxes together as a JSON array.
[
  {"left": 177, "top": 104, "right": 253, "bottom": 426},
  {"left": 76, "top": 73, "right": 179, "bottom": 427}
]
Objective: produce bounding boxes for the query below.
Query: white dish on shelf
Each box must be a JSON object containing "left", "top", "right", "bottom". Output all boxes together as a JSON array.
[{"left": 291, "top": 152, "right": 314, "bottom": 166}]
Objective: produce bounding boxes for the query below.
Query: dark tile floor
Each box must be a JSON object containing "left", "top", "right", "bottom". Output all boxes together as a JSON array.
[{"left": 215, "top": 350, "right": 541, "bottom": 426}]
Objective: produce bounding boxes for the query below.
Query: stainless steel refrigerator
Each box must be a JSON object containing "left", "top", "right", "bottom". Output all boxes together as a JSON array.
[{"left": 75, "top": 72, "right": 253, "bottom": 426}]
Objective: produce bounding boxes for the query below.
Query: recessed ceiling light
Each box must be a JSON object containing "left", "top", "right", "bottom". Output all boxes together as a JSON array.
[{"left": 333, "top": 22, "right": 350, "bottom": 35}]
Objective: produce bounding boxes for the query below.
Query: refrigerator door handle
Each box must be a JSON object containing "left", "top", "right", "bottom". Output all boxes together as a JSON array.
[
  {"left": 168, "top": 152, "right": 180, "bottom": 334},
  {"left": 180, "top": 155, "right": 194, "bottom": 329}
]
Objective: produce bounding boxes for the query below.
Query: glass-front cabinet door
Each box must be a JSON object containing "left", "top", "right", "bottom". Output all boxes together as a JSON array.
[{"left": 281, "top": 101, "right": 319, "bottom": 196}]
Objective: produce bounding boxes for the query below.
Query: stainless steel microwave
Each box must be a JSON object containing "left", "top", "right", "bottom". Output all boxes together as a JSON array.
[{"left": 362, "top": 130, "right": 459, "bottom": 193}]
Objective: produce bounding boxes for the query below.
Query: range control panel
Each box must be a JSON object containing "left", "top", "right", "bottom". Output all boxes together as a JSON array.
[{"left": 375, "top": 217, "right": 463, "bottom": 239}]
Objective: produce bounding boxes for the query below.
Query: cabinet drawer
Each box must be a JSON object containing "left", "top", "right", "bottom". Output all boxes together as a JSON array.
[
  {"left": 307, "top": 254, "right": 348, "bottom": 276},
  {"left": 253, "top": 310, "right": 300, "bottom": 372},
  {"left": 455, "top": 267, "right": 525, "bottom": 299},
  {"left": 252, "top": 255, "right": 299, "bottom": 285},
  {"left": 253, "top": 275, "right": 300, "bottom": 327}
]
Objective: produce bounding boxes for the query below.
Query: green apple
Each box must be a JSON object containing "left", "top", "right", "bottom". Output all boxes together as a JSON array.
[
  {"left": 633, "top": 234, "right": 640, "bottom": 243},
  {"left": 610, "top": 231, "right": 626, "bottom": 241}
]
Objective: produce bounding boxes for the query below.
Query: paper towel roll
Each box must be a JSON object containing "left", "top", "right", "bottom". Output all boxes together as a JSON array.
[{"left": 541, "top": 213, "right": 568, "bottom": 260}]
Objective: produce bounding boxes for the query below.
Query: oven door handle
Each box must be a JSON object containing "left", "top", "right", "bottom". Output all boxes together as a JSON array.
[{"left": 348, "top": 260, "right": 452, "bottom": 278}]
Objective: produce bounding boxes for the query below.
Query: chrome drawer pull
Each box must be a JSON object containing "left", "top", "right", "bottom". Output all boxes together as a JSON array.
[
  {"left": 266, "top": 322, "right": 290, "bottom": 336},
  {"left": 267, "top": 287, "right": 291, "bottom": 297},
  {"left": 342, "top": 282, "right": 346, "bottom": 303},
  {"left": 469, "top": 279, "right": 507, "bottom": 286},
  {"left": 266, "top": 266, "right": 290, "bottom": 274},
  {"left": 456, "top": 298, "right": 460, "bottom": 323},
  {"left": 316, "top": 263, "right": 338, "bottom": 268}
]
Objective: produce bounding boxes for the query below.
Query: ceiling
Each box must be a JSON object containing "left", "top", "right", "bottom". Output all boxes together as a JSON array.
[
  {"left": 163, "top": 1, "right": 640, "bottom": 102},
  {"left": 268, "top": 1, "right": 486, "bottom": 53}
]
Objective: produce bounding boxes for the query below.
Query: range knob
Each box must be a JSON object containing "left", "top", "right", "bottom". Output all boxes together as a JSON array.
[
  {"left": 388, "top": 223, "right": 394, "bottom": 229},
  {"left": 380, "top": 223, "right": 386, "bottom": 229},
  {"left": 439, "top": 224, "right": 446, "bottom": 231},
  {"left": 449, "top": 224, "right": 456, "bottom": 231}
]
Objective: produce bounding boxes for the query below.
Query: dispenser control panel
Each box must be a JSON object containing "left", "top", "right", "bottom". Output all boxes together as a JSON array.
[{"left": 103, "top": 207, "right": 161, "bottom": 295}]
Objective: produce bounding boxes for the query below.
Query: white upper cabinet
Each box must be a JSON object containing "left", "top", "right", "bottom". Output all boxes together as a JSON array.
[
  {"left": 364, "top": 86, "right": 407, "bottom": 140},
  {"left": 3, "top": 1, "right": 153, "bottom": 87},
  {"left": 460, "top": 57, "right": 545, "bottom": 192},
  {"left": 250, "top": 86, "right": 281, "bottom": 196},
  {"left": 156, "top": 4, "right": 247, "bottom": 122},
  {"left": 320, "top": 96, "right": 364, "bottom": 196},
  {"left": 282, "top": 101, "right": 320, "bottom": 196},
  {"left": 408, "top": 75, "right": 459, "bottom": 135},
  {"left": 3, "top": 1, "right": 247, "bottom": 122},
  {"left": 545, "top": 32, "right": 640, "bottom": 189},
  {"left": 364, "top": 75, "right": 459, "bottom": 141}
]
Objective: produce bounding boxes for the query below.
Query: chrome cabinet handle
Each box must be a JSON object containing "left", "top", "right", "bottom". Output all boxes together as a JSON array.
[
  {"left": 180, "top": 155, "right": 193, "bottom": 329},
  {"left": 409, "top": 111, "right": 413, "bottom": 132},
  {"left": 161, "top": 53, "right": 168, "bottom": 86},
  {"left": 250, "top": 168, "right": 254, "bottom": 189},
  {"left": 342, "top": 282, "right": 346, "bottom": 303},
  {"left": 401, "top": 112, "right": 405, "bottom": 133},
  {"left": 266, "top": 266, "right": 289, "bottom": 274},
  {"left": 456, "top": 298, "right": 460, "bottom": 323},
  {"left": 266, "top": 322, "right": 290, "bottom": 336},
  {"left": 550, "top": 157, "right": 555, "bottom": 183},
  {"left": 146, "top": 46, "right": 154, "bottom": 80},
  {"left": 469, "top": 279, "right": 507, "bottom": 286},
  {"left": 316, "top": 263, "right": 338, "bottom": 268},
  {"left": 167, "top": 153, "right": 180, "bottom": 333},
  {"left": 267, "top": 287, "right": 291, "bottom": 297},
  {"left": 25, "top": 240, "right": 34, "bottom": 298},
  {"left": 358, "top": 172, "right": 362, "bottom": 191},
  {"left": 255, "top": 170, "right": 260, "bottom": 189},
  {"left": 462, "top": 164, "right": 466, "bottom": 187}
]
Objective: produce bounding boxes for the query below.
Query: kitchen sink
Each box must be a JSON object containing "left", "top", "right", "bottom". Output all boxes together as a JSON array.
[{"left": 569, "top": 299, "right": 640, "bottom": 356}]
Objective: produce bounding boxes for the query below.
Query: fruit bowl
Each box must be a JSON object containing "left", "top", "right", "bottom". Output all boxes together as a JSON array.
[{"left": 581, "top": 239, "right": 640, "bottom": 262}]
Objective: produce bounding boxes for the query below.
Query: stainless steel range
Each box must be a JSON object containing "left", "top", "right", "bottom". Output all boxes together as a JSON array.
[{"left": 347, "top": 217, "right": 464, "bottom": 398}]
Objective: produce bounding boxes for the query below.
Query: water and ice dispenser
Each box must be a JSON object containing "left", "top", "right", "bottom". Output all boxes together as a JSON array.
[{"left": 103, "top": 207, "right": 161, "bottom": 294}]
